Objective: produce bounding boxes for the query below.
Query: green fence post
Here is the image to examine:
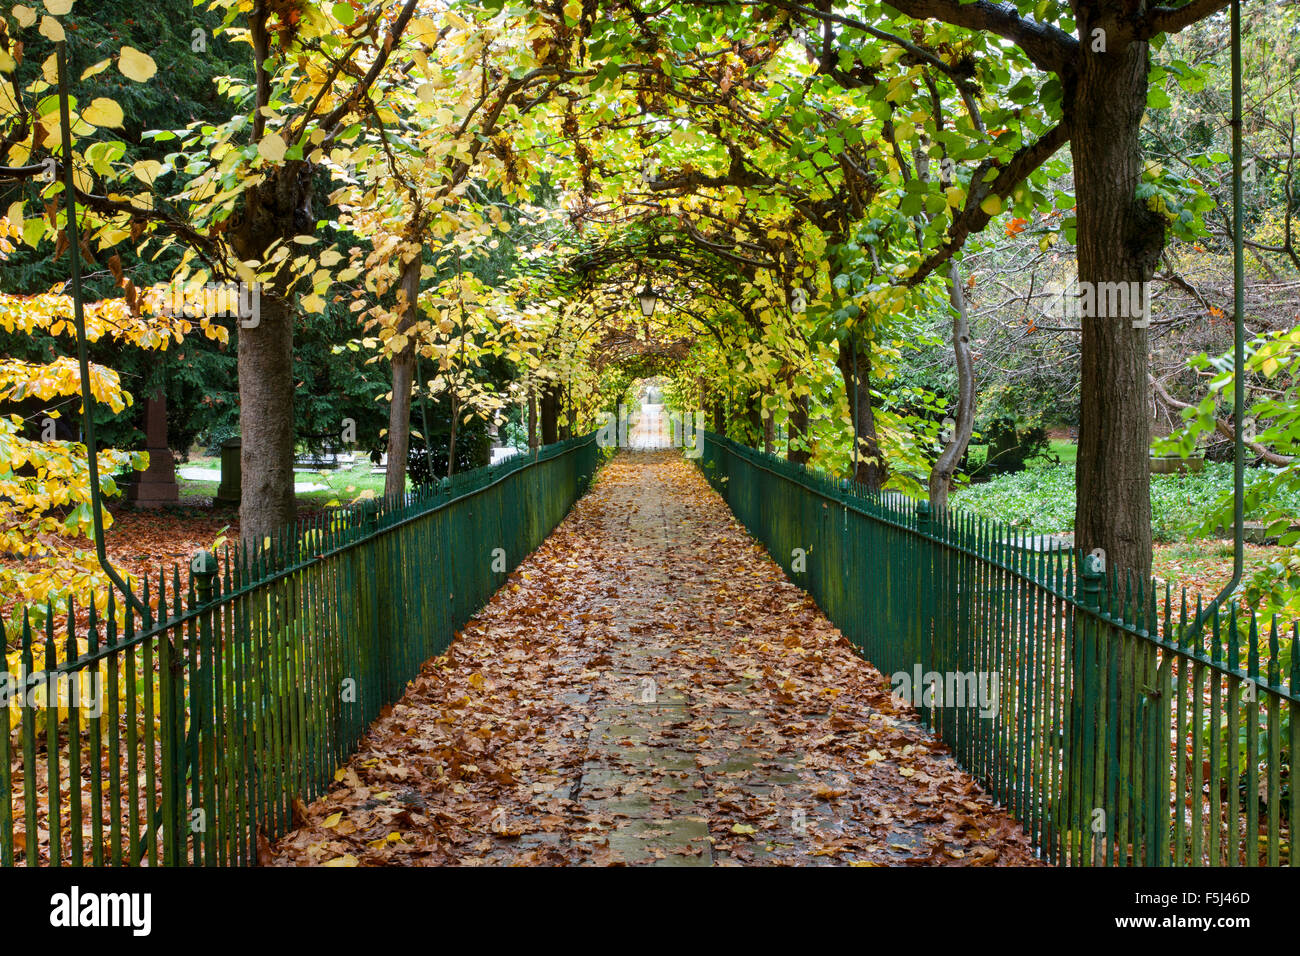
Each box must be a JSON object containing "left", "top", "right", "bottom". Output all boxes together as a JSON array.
[
  {"left": 191, "top": 551, "right": 219, "bottom": 864},
  {"left": 915, "top": 501, "right": 933, "bottom": 729},
  {"left": 193, "top": 552, "right": 218, "bottom": 602},
  {"left": 1072, "top": 552, "right": 1104, "bottom": 865}
]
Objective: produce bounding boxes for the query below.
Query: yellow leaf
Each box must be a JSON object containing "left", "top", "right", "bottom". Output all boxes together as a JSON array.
[
  {"left": 47, "top": 0, "right": 76, "bottom": 13},
  {"left": 322, "top": 854, "right": 358, "bottom": 867},
  {"left": 730, "top": 823, "right": 756, "bottom": 835},
  {"left": 322, "top": 812, "right": 342, "bottom": 828},
  {"left": 38, "top": 15, "right": 65, "bottom": 42},
  {"left": 258, "top": 132, "right": 287, "bottom": 162},
  {"left": 83, "top": 97, "right": 125, "bottom": 129},
  {"left": 12, "top": 6, "right": 36, "bottom": 28},
  {"left": 979, "top": 194, "right": 1003, "bottom": 217},
  {"left": 131, "top": 160, "right": 163, "bottom": 186},
  {"left": 80, "top": 58, "right": 111, "bottom": 81},
  {"left": 72, "top": 164, "right": 93, "bottom": 195},
  {"left": 117, "top": 47, "right": 157, "bottom": 83}
]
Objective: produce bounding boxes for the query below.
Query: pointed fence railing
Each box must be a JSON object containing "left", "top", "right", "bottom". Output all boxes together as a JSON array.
[
  {"left": 1, "top": 433, "right": 600, "bottom": 866},
  {"left": 699, "top": 431, "right": 1296, "bottom": 866}
]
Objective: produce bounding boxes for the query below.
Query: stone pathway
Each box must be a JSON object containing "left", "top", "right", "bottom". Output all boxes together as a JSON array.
[{"left": 271, "top": 452, "right": 1039, "bottom": 866}]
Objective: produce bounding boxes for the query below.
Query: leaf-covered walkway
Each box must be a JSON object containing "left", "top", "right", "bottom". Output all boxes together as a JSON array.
[{"left": 272, "top": 453, "right": 1038, "bottom": 866}]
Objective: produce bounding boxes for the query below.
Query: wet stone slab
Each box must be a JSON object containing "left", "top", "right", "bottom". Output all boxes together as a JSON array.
[{"left": 604, "top": 816, "right": 713, "bottom": 865}]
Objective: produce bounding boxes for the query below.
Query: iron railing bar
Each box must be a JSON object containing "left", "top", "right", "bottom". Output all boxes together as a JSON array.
[
  {"left": 55, "top": 40, "right": 148, "bottom": 618},
  {"left": 46, "top": 435, "right": 597, "bottom": 674},
  {"left": 703, "top": 435, "right": 1300, "bottom": 708},
  {"left": 703, "top": 432, "right": 1072, "bottom": 590}
]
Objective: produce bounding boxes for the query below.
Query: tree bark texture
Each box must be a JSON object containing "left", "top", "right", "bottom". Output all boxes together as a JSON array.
[
  {"left": 837, "top": 336, "right": 887, "bottom": 491},
  {"left": 383, "top": 255, "right": 422, "bottom": 499},
  {"left": 1070, "top": 13, "right": 1162, "bottom": 581}
]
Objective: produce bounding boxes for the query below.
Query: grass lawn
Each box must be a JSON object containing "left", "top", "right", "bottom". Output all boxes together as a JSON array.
[
  {"left": 177, "top": 456, "right": 407, "bottom": 510},
  {"left": 1044, "top": 438, "right": 1077, "bottom": 465},
  {"left": 965, "top": 438, "right": 1077, "bottom": 471}
]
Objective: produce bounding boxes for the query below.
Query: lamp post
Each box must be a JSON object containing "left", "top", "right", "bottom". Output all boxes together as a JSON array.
[{"left": 637, "top": 279, "right": 658, "bottom": 318}]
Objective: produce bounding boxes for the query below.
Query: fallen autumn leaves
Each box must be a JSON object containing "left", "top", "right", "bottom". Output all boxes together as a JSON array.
[{"left": 271, "top": 452, "right": 1040, "bottom": 866}]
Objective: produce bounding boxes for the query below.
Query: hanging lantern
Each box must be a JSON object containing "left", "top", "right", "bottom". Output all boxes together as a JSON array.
[{"left": 637, "top": 280, "right": 658, "bottom": 318}]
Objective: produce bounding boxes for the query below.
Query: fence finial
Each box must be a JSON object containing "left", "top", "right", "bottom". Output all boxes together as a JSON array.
[
  {"left": 190, "top": 550, "right": 219, "bottom": 604},
  {"left": 1080, "top": 550, "right": 1105, "bottom": 609}
]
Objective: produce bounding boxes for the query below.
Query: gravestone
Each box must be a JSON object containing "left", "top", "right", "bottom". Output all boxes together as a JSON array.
[
  {"left": 214, "top": 438, "right": 241, "bottom": 509},
  {"left": 126, "top": 393, "right": 179, "bottom": 508}
]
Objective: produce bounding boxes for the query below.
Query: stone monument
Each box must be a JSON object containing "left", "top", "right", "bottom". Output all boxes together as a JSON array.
[{"left": 126, "top": 393, "right": 179, "bottom": 508}]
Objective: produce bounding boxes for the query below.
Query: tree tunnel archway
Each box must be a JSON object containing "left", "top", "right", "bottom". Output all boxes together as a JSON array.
[{"left": 0, "top": 0, "right": 1254, "bottom": 593}]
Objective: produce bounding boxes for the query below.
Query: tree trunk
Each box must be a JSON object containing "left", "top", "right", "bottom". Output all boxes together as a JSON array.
[
  {"left": 929, "top": 263, "right": 976, "bottom": 512},
  {"left": 541, "top": 382, "right": 559, "bottom": 445},
  {"left": 1070, "top": 21, "right": 1162, "bottom": 581},
  {"left": 527, "top": 390, "right": 538, "bottom": 451},
  {"left": 713, "top": 399, "right": 725, "bottom": 434},
  {"left": 746, "top": 395, "right": 762, "bottom": 449},
  {"left": 385, "top": 350, "right": 414, "bottom": 498},
  {"left": 447, "top": 386, "right": 459, "bottom": 479},
  {"left": 383, "top": 256, "right": 421, "bottom": 499},
  {"left": 762, "top": 409, "right": 775, "bottom": 455},
  {"left": 237, "top": 293, "right": 297, "bottom": 544},
  {"left": 837, "top": 336, "right": 887, "bottom": 490},
  {"left": 562, "top": 381, "right": 574, "bottom": 439},
  {"left": 789, "top": 392, "right": 810, "bottom": 466},
  {"left": 228, "top": 159, "right": 315, "bottom": 545}
]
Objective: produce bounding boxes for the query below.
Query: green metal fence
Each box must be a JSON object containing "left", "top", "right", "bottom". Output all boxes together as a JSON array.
[
  {"left": 1, "top": 434, "right": 599, "bottom": 867},
  {"left": 699, "top": 432, "right": 1296, "bottom": 866}
]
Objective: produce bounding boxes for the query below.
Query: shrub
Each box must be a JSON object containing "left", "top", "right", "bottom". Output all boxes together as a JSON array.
[{"left": 952, "top": 462, "right": 1300, "bottom": 540}]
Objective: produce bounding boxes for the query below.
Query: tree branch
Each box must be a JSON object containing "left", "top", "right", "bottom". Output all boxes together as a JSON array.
[
  {"left": 909, "top": 120, "right": 1070, "bottom": 286},
  {"left": 1141, "top": 0, "right": 1232, "bottom": 38},
  {"left": 881, "top": 0, "right": 1077, "bottom": 75},
  {"left": 320, "top": 0, "right": 422, "bottom": 143},
  {"left": 1150, "top": 375, "right": 1293, "bottom": 465}
]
